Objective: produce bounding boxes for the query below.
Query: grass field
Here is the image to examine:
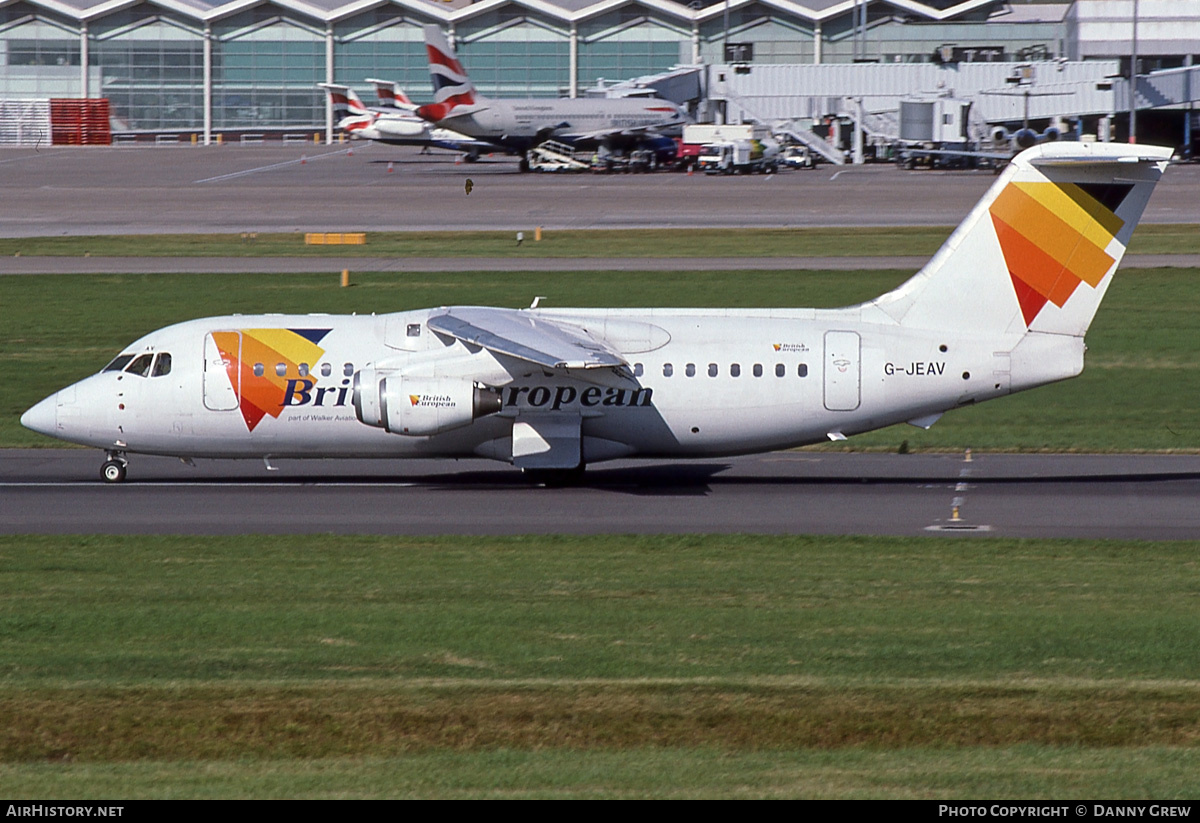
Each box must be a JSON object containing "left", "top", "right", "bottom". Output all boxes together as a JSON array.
[
  {"left": 4, "top": 231, "right": 1198, "bottom": 797},
  {"left": 3, "top": 266, "right": 1198, "bottom": 451},
  {"left": 0, "top": 224, "right": 1198, "bottom": 259},
  {"left": 2, "top": 534, "right": 1199, "bottom": 799}
]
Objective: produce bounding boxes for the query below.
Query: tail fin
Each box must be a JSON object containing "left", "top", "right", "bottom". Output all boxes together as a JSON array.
[
  {"left": 365, "top": 78, "right": 417, "bottom": 111},
  {"left": 869, "top": 142, "right": 1172, "bottom": 338},
  {"left": 319, "top": 83, "right": 369, "bottom": 121},
  {"left": 417, "top": 25, "right": 477, "bottom": 122}
]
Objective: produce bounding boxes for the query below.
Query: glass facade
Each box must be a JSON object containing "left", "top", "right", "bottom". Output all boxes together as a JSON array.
[
  {"left": 334, "top": 11, "right": 432, "bottom": 95},
  {"left": 578, "top": 11, "right": 687, "bottom": 88},
  {"left": 699, "top": 6, "right": 815, "bottom": 65},
  {"left": 0, "top": 4, "right": 80, "bottom": 98},
  {"left": 457, "top": 12, "right": 570, "bottom": 98},
  {"left": 92, "top": 8, "right": 204, "bottom": 131},
  {"left": 214, "top": 9, "right": 324, "bottom": 129},
  {"left": 0, "top": 0, "right": 1083, "bottom": 136}
]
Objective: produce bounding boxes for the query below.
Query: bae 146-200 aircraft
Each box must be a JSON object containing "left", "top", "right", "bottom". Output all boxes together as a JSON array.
[{"left": 21, "top": 142, "right": 1171, "bottom": 483}]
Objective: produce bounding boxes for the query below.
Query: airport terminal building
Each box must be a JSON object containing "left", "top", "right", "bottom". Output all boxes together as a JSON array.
[{"left": 0, "top": 0, "right": 1197, "bottom": 144}]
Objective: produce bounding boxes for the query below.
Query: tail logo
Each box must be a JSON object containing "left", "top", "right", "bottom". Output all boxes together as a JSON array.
[{"left": 990, "top": 181, "right": 1132, "bottom": 326}]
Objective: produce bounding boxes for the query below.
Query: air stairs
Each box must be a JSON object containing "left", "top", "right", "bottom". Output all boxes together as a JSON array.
[
  {"left": 528, "top": 139, "right": 590, "bottom": 171},
  {"left": 719, "top": 88, "right": 846, "bottom": 165}
]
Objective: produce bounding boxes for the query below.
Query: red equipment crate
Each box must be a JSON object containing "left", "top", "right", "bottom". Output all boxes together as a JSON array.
[{"left": 50, "top": 99, "right": 111, "bottom": 145}]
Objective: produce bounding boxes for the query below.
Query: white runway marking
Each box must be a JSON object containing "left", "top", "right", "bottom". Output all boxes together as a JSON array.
[
  {"left": 0, "top": 150, "right": 73, "bottom": 166},
  {"left": 193, "top": 148, "right": 354, "bottom": 184},
  {"left": 0, "top": 481, "right": 422, "bottom": 488}
]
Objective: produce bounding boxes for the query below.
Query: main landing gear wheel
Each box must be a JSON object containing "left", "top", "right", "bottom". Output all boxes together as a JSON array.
[{"left": 101, "top": 452, "right": 128, "bottom": 483}]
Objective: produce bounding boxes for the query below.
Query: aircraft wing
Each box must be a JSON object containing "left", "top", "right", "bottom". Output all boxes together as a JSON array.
[
  {"left": 568, "top": 124, "right": 669, "bottom": 141},
  {"left": 427, "top": 308, "right": 627, "bottom": 370},
  {"left": 900, "top": 147, "right": 1012, "bottom": 161}
]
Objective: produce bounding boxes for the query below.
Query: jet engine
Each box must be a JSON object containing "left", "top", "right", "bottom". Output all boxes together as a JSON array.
[
  {"left": 1013, "top": 127, "right": 1040, "bottom": 150},
  {"left": 353, "top": 370, "right": 502, "bottom": 436}
]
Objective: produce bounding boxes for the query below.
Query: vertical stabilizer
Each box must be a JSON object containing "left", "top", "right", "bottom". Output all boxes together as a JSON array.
[
  {"left": 417, "top": 25, "right": 479, "bottom": 123},
  {"left": 869, "top": 143, "right": 1172, "bottom": 338},
  {"left": 319, "top": 83, "right": 367, "bottom": 121}
]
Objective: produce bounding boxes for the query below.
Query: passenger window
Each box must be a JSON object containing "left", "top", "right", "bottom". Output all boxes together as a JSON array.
[
  {"left": 254, "top": 363, "right": 264, "bottom": 377},
  {"left": 125, "top": 354, "right": 153, "bottom": 377},
  {"left": 731, "top": 364, "right": 741, "bottom": 377},
  {"left": 663, "top": 363, "right": 673, "bottom": 377},
  {"left": 298, "top": 363, "right": 309, "bottom": 377},
  {"left": 103, "top": 354, "right": 135, "bottom": 373},
  {"left": 753, "top": 364, "right": 763, "bottom": 377},
  {"left": 708, "top": 363, "right": 718, "bottom": 377},
  {"left": 321, "top": 363, "right": 332, "bottom": 378},
  {"left": 633, "top": 363, "right": 643, "bottom": 377},
  {"left": 276, "top": 363, "right": 287, "bottom": 377},
  {"left": 798, "top": 363, "right": 808, "bottom": 378},
  {"left": 685, "top": 363, "right": 696, "bottom": 377},
  {"left": 343, "top": 363, "right": 354, "bottom": 377},
  {"left": 151, "top": 352, "right": 172, "bottom": 377},
  {"left": 775, "top": 363, "right": 785, "bottom": 378}
]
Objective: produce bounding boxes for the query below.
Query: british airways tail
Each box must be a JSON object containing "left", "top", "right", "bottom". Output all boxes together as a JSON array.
[
  {"left": 416, "top": 25, "right": 480, "bottom": 123},
  {"left": 366, "top": 78, "right": 417, "bottom": 111},
  {"left": 869, "top": 142, "right": 1173, "bottom": 339},
  {"left": 319, "top": 83, "right": 369, "bottom": 121}
]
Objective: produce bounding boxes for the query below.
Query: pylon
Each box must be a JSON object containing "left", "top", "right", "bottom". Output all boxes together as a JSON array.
[
  {"left": 387, "top": 161, "right": 394, "bottom": 173},
  {"left": 300, "top": 154, "right": 307, "bottom": 165}
]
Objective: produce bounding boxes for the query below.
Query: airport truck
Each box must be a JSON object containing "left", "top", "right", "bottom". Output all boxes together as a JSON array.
[{"left": 697, "top": 137, "right": 780, "bottom": 174}]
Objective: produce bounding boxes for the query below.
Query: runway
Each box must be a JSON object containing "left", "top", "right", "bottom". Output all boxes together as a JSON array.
[
  {"left": 4, "top": 450, "right": 1199, "bottom": 539},
  {"left": 2, "top": 144, "right": 1198, "bottom": 237},
  {"left": 2, "top": 254, "right": 1197, "bottom": 275}
]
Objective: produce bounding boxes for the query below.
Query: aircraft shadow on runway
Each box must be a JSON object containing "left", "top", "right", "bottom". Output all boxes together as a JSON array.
[{"left": 74, "top": 463, "right": 1200, "bottom": 497}]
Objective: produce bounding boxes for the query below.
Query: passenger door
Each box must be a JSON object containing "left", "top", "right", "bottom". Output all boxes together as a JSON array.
[{"left": 203, "top": 331, "right": 240, "bottom": 411}]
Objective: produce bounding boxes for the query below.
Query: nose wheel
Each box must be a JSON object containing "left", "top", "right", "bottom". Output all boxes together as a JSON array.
[{"left": 101, "top": 452, "right": 128, "bottom": 483}]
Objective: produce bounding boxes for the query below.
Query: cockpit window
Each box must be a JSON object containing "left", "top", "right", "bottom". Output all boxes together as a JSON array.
[
  {"left": 125, "top": 354, "right": 154, "bottom": 377},
  {"left": 103, "top": 354, "right": 135, "bottom": 373},
  {"left": 151, "top": 352, "right": 172, "bottom": 377}
]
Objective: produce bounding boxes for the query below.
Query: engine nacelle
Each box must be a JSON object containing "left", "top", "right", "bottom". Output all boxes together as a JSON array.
[
  {"left": 1013, "top": 128, "right": 1039, "bottom": 150},
  {"left": 353, "top": 370, "right": 501, "bottom": 436}
]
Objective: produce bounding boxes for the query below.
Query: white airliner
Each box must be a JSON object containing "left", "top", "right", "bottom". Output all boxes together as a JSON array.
[
  {"left": 415, "top": 25, "right": 685, "bottom": 171},
  {"left": 319, "top": 82, "right": 494, "bottom": 157},
  {"left": 21, "top": 142, "right": 1171, "bottom": 483}
]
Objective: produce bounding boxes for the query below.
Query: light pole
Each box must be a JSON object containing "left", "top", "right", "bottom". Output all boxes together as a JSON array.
[{"left": 1130, "top": 0, "right": 1139, "bottom": 143}]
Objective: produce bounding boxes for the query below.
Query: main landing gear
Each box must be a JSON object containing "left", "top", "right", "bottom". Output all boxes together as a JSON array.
[{"left": 101, "top": 450, "right": 127, "bottom": 483}]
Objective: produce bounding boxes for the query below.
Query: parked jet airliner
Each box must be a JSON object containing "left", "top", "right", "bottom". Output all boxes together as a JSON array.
[
  {"left": 415, "top": 25, "right": 685, "bottom": 171},
  {"left": 21, "top": 143, "right": 1171, "bottom": 483},
  {"left": 319, "top": 82, "right": 493, "bottom": 156}
]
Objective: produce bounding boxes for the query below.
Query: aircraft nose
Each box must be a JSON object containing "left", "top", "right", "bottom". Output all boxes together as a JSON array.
[{"left": 20, "top": 393, "right": 57, "bottom": 436}]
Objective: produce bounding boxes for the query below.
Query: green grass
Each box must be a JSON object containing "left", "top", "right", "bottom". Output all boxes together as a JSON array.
[
  {"left": 3, "top": 267, "right": 1198, "bottom": 451},
  {"left": 1, "top": 534, "right": 1199, "bottom": 798},
  {"left": 0, "top": 225, "right": 1197, "bottom": 258}
]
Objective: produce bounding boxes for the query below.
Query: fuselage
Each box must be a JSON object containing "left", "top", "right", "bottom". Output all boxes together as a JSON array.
[
  {"left": 424, "top": 97, "right": 685, "bottom": 152},
  {"left": 21, "top": 307, "right": 1043, "bottom": 464}
]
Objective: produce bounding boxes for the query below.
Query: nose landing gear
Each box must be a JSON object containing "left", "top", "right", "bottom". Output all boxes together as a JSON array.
[{"left": 101, "top": 451, "right": 128, "bottom": 483}]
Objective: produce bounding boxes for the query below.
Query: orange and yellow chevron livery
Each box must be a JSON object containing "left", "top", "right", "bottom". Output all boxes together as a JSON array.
[
  {"left": 989, "top": 180, "right": 1128, "bottom": 327},
  {"left": 210, "top": 328, "right": 330, "bottom": 431}
]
